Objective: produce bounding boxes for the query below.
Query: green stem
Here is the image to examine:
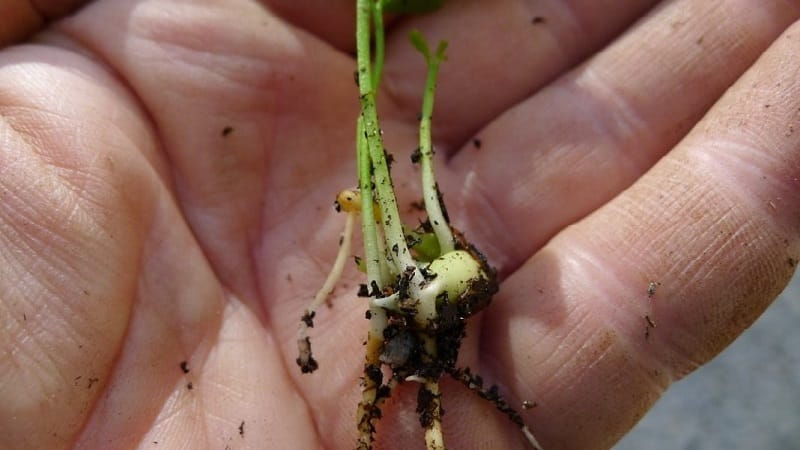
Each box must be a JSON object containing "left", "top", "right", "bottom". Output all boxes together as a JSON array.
[
  {"left": 412, "top": 33, "right": 453, "bottom": 254},
  {"left": 356, "top": 0, "right": 419, "bottom": 276},
  {"left": 372, "top": 0, "right": 385, "bottom": 88},
  {"left": 355, "top": 5, "right": 394, "bottom": 448}
]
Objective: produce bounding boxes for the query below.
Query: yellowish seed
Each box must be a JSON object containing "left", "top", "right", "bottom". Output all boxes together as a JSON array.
[
  {"left": 336, "top": 189, "right": 362, "bottom": 213},
  {"left": 335, "top": 189, "right": 382, "bottom": 221}
]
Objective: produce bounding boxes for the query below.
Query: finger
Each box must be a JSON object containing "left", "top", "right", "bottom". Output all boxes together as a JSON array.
[
  {"left": 380, "top": 0, "right": 659, "bottom": 145},
  {"left": 447, "top": 0, "right": 800, "bottom": 275},
  {"left": 0, "top": 44, "right": 156, "bottom": 449},
  {"left": 484, "top": 21, "right": 800, "bottom": 449},
  {"left": 0, "top": 0, "right": 89, "bottom": 46},
  {"left": 51, "top": 0, "right": 363, "bottom": 299}
]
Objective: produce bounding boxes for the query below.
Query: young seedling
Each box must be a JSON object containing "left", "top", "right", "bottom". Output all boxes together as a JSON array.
[{"left": 297, "top": 2, "right": 542, "bottom": 449}]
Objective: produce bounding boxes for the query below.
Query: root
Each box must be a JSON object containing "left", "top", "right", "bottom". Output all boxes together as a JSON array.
[
  {"left": 418, "top": 379, "right": 445, "bottom": 450},
  {"left": 448, "top": 367, "right": 543, "bottom": 450},
  {"left": 357, "top": 312, "right": 396, "bottom": 449},
  {"left": 296, "top": 212, "right": 356, "bottom": 373}
]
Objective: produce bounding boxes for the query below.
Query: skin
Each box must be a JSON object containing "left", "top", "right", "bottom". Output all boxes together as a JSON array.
[{"left": 1, "top": 1, "right": 798, "bottom": 449}]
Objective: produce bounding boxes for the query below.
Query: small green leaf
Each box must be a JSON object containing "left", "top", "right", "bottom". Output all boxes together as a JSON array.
[
  {"left": 383, "top": 0, "right": 444, "bottom": 14},
  {"left": 435, "top": 40, "right": 448, "bottom": 62},
  {"left": 409, "top": 30, "right": 448, "bottom": 65},
  {"left": 409, "top": 30, "right": 430, "bottom": 59},
  {"left": 410, "top": 232, "right": 441, "bottom": 262}
]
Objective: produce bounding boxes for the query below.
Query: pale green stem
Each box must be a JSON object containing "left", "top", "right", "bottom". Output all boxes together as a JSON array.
[
  {"left": 357, "top": 116, "right": 383, "bottom": 287},
  {"left": 415, "top": 35, "right": 454, "bottom": 254},
  {"left": 375, "top": 227, "right": 393, "bottom": 283}
]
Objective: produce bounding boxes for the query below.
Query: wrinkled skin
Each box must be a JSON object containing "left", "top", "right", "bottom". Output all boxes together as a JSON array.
[{"left": 1, "top": 1, "right": 799, "bottom": 449}]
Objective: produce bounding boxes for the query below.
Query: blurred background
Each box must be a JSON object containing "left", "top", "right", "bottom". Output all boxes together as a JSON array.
[{"left": 615, "top": 271, "right": 800, "bottom": 449}]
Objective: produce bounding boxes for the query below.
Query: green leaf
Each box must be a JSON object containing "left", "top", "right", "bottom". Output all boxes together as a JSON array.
[
  {"left": 409, "top": 30, "right": 448, "bottom": 65},
  {"left": 435, "top": 40, "right": 448, "bottom": 62},
  {"left": 409, "top": 30, "right": 430, "bottom": 59},
  {"left": 383, "top": 0, "right": 444, "bottom": 14},
  {"left": 410, "top": 232, "right": 441, "bottom": 262}
]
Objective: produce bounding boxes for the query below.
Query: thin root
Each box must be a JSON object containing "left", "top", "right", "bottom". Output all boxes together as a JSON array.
[
  {"left": 296, "top": 211, "right": 356, "bottom": 373},
  {"left": 449, "top": 367, "right": 543, "bottom": 449},
  {"left": 419, "top": 379, "right": 445, "bottom": 450}
]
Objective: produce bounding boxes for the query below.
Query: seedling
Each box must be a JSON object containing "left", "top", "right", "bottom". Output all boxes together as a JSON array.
[{"left": 296, "top": 2, "right": 542, "bottom": 449}]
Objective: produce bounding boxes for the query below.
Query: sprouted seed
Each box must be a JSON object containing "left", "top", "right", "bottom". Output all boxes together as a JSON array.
[{"left": 296, "top": 2, "right": 542, "bottom": 449}]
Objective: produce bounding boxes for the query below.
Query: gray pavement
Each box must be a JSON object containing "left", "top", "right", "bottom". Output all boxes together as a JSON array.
[{"left": 615, "top": 271, "right": 800, "bottom": 450}]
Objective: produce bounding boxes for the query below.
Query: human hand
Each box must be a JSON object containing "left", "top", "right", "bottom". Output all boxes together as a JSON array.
[{"left": 1, "top": 1, "right": 798, "bottom": 449}]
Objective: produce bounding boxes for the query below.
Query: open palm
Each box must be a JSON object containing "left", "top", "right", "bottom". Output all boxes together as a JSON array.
[{"left": 1, "top": 1, "right": 798, "bottom": 449}]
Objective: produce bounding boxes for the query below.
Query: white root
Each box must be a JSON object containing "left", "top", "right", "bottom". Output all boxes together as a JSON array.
[
  {"left": 522, "top": 425, "right": 544, "bottom": 450},
  {"left": 370, "top": 292, "right": 400, "bottom": 312},
  {"left": 307, "top": 211, "right": 356, "bottom": 314},
  {"left": 422, "top": 379, "right": 446, "bottom": 450},
  {"left": 296, "top": 211, "right": 356, "bottom": 372}
]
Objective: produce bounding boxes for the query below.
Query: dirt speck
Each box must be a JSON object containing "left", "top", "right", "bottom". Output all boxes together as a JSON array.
[
  {"left": 522, "top": 400, "right": 537, "bottom": 409},
  {"left": 180, "top": 361, "right": 190, "bottom": 374},
  {"left": 410, "top": 147, "right": 421, "bottom": 164},
  {"left": 647, "top": 281, "right": 660, "bottom": 298},
  {"left": 296, "top": 336, "right": 319, "bottom": 373},
  {"left": 644, "top": 315, "right": 656, "bottom": 340}
]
